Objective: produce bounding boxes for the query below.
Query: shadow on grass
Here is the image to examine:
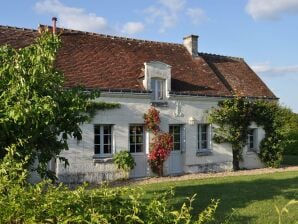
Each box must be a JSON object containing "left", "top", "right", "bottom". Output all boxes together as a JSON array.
[{"left": 143, "top": 174, "right": 298, "bottom": 224}]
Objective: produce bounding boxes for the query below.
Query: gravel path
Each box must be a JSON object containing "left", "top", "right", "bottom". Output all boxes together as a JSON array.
[{"left": 111, "top": 166, "right": 298, "bottom": 187}]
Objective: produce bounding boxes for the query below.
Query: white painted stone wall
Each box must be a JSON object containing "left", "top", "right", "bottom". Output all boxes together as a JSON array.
[{"left": 56, "top": 93, "right": 265, "bottom": 183}]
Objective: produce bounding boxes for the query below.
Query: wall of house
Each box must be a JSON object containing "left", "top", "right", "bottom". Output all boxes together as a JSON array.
[{"left": 56, "top": 93, "right": 264, "bottom": 183}]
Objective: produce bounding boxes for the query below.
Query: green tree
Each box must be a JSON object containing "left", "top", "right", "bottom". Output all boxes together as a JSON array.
[
  {"left": 209, "top": 97, "right": 287, "bottom": 170},
  {"left": 0, "top": 32, "right": 118, "bottom": 179},
  {"left": 283, "top": 111, "right": 298, "bottom": 155}
]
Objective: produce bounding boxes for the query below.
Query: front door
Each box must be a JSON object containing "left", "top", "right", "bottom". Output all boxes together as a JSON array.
[
  {"left": 129, "top": 125, "right": 148, "bottom": 178},
  {"left": 167, "top": 125, "right": 183, "bottom": 174}
]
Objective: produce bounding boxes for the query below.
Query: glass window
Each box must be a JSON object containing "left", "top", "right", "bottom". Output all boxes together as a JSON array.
[
  {"left": 94, "top": 124, "right": 113, "bottom": 156},
  {"left": 151, "top": 78, "right": 165, "bottom": 101},
  {"left": 247, "top": 129, "right": 255, "bottom": 151},
  {"left": 129, "top": 125, "right": 144, "bottom": 153},
  {"left": 198, "top": 124, "right": 210, "bottom": 151},
  {"left": 169, "top": 125, "right": 181, "bottom": 151}
]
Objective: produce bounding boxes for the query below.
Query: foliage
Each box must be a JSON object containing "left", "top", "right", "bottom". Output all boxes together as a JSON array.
[
  {"left": 0, "top": 159, "right": 218, "bottom": 224},
  {"left": 251, "top": 101, "right": 289, "bottom": 167},
  {"left": 209, "top": 97, "right": 290, "bottom": 169},
  {"left": 0, "top": 32, "right": 118, "bottom": 178},
  {"left": 143, "top": 106, "right": 160, "bottom": 134},
  {"left": 113, "top": 151, "right": 135, "bottom": 179},
  {"left": 144, "top": 107, "right": 173, "bottom": 176},
  {"left": 148, "top": 132, "right": 173, "bottom": 176},
  {"left": 275, "top": 200, "right": 298, "bottom": 224},
  {"left": 282, "top": 111, "right": 298, "bottom": 155},
  {"left": 209, "top": 97, "right": 256, "bottom": 170}
]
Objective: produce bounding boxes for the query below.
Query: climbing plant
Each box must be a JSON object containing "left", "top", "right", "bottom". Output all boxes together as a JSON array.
[
  {"left": 209, "top": 97, "right": 288, "bottom": 170},
  {"left": 144, "top": 107, "right": 173, "bottom": 176}
]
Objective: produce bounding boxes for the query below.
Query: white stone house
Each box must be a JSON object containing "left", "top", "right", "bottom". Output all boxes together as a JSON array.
[{"left": 0, "top": 24, "right": 277, "bottom": 183}]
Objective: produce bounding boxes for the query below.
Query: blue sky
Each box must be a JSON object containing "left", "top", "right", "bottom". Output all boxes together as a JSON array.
[{"left": 1, "top": 0, "right": 298, "bottom": 112}]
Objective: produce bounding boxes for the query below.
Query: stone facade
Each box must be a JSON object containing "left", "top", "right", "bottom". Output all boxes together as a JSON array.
[{"left": 56, "top": 92, "right": 265, "bottom": 184}]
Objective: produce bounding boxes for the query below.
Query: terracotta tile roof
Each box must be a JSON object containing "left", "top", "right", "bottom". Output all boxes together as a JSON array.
[
  {"left": 0, "top": 25, "right": 38, "bottom": 48},
  {"left": 0, "top": 25, "right": 277, "bottom": 99}
]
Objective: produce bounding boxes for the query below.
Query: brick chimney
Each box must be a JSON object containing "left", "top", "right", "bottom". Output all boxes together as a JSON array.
[
  {"left": 183, "top": 35, "right": 199, "bottom": 57},
  {"left": 52, "top": 17, "right": 57, "bottom": 34}
]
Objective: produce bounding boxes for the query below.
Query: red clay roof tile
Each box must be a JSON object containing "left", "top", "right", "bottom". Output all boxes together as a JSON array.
[{"left": 0, "top": 25, "right": 276, "bottom": 99}]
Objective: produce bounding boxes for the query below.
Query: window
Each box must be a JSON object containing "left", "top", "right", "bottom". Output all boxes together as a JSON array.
[
  {"left": 169, "top": 125, "right": 181, "bottom": 151},
  {"left": 129, "top": 125, "right": 144, "bottom": 153},
  {"left": 151, "top": 78, "right": 165, "bottom": 101},
  {"left": 247, "top": 129, "right": 256, "bottom": 151},
  {"left": 94, "top": 125, "right": 113, "bottom": 156},
  {"left": 198, "top": 124, "right": 210, "bottom": 151}
]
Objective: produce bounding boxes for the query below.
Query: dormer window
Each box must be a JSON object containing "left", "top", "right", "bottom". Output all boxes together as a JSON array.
[
  {"left": 142, "top": 61, "right": 171, "bottom": 103},
  {"left": 151, "top": 78, "right": 165, "bottom": 101}
]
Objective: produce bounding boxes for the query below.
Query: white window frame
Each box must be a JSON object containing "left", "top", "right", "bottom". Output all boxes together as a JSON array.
[
  {"left": 198, "top": 124, "right": 211, "bottom": 151},
  {"left": 129, "top": 124, "right": 145, "bottom": 154},
  {"left": 151, "top": 78, "right": 166, "bottom": 101},
  {"left": 94, "top": 124, "right": 113, "bottom": 157}
]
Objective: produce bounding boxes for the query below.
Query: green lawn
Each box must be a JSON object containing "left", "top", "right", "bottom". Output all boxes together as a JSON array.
[{"left": 138, "top": 171, "right": 298, "bottom": 224}]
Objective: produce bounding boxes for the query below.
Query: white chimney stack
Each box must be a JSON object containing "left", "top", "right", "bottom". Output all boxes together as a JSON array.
[
  {"left": 52, "top": 17, "right": 57, "bottom": 34},
  {"left": 183, "top": 35, "right": 199, "bottom": 57}
]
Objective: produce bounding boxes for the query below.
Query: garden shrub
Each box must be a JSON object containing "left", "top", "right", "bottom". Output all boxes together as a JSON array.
[
  {"left": 113, "top": 151, "right": 135, "bottom": 179},
  {"left": 0, "top": 153, "right": 219, "bottom": 224}
]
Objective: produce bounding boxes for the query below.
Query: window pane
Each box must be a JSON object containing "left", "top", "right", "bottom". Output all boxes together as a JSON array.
[
  {"left": 130, "top": 125, "right": 144, "bottom": 153},
  {"left": 94, "top": 145, "right": 100, "bottom": 154},
  {"left": 94, "top": 135, "right": 100, "bottom": 145},
  {"left": 198, "top": 124, "right": 209, "bottom": 150},
  {"left": 174, "top": 143, "right": 180, "bottom": 151},
  {"left": 104, "top": 144, "right": 111, "bottom": 154},
  {"left": 157, "top": 80, "right": 163, "bottom": 100},
  {"left": 201, "top": 133, "right": 207, "bottom": 141},
  {"left": 104, "top": 135, "right": 111, "bottom": 144},
  {"left": 135, "top": 144, "right": 143, "bottom": 153},
  {"left": 201, "top": 124, "right": 207, "bottom": 132},
  {"left": 170, "top": 125, "right": 181, "bottom": 151},
  {"left": 136, "top": 136, "right": 143, "bottom": 144},
  {"left": 103, "top": 125, "right": 111, "bottom": 134},
  {"left": 173, "top": 125, "right": 180, "bottom": 133},
  {"left": 202, "top": 141, "right": 207, "bottom": 149},
  {"left": 94, "top": 125, "right": 100, "bottom": 134},
  {"left": 130, "top": 136, "right": 135, "bottom": 144},
  {"left": 130, "top": 145, "right": 135, "bottom": 153},
  {"left": 135, "top": 126, "right": 143, "bottom": 134}
]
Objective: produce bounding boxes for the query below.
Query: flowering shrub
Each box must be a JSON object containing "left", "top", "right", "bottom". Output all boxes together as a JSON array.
[
  {"left": 144, "top": 107, "right": 160, "bottom": 134},
  {"left": 148, "top": 132, "right": 173, "bottom": 176},
  {"left": 144, "top": 107, "right": 173, "bottom": 176}
]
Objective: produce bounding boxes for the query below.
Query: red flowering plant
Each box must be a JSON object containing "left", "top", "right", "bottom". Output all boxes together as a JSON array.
[
  {"left": 148, "top": 132, "right": 173, "bottom": 176},
  {"left": 143, "top": 107, "right": 160, "bottom": 134},
  {"left": 144, "top": 107, "right": 173, "bottom": 176}
]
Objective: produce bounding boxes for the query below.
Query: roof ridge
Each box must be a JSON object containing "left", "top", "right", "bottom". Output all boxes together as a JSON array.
[
  {"left": 0, "top": 25, "right": 38, "bottom": 32},
  {"left": 198, "top": 52, "right": 244, "bottom": 61},
  {"left": 39, "top": 24, "right": 182, "bottom": 46}
]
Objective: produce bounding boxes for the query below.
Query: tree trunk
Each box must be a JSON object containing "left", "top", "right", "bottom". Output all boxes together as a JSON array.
[{"left": 232, "top": 147, "right": 240, "bottom": 171}]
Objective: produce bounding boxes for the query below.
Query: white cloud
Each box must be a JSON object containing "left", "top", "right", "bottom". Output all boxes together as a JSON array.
[
  {"left": 246, "top": 0, "right": 298, "bottom": 20},
  {"left": 122, "top": 22, "right": 144, "bottom": 35},
  {"left": 159, "top": 0, "right": 186, "bottom": 12},
  {"left": 35, "top": 0, "right": 108, "bottom": 32},
  {"left": 186, "top": 8, "right": 208, "bottom": 25},
  {"left": 251, "top": 62, "right": 298, "bottom": 76},
  {"left": 145, "top": 0, "right": 186, "bottom": 33}
]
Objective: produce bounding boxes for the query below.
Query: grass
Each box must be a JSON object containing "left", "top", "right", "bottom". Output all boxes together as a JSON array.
[
  {"left": 282, "top": 155, "right": 298, "bottom": 166},
  {"left": 137, "top": 171, "right": 298, "bottom": 224}
]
